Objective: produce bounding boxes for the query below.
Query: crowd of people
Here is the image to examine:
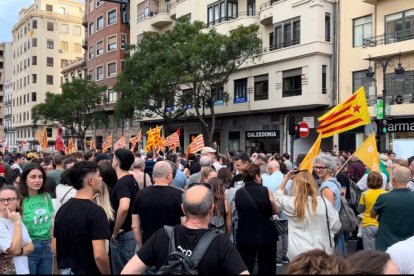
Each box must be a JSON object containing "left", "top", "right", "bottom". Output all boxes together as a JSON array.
[{"left": 0, "top": 146, "right": 414, "bottom": 274}]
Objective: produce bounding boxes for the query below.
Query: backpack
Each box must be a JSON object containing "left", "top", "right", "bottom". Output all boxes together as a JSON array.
[
  {"left": 156, "top": 226, "right": 218, "bottom": 275},
  {"left": 348, "top": 179, "right": 362, "bottom": 208},
  {"left": 208, "top": 204, "right": 226, "bottom": 235},
  {"left": 326, "top": 180, "right": 358, "bottom": 232}
]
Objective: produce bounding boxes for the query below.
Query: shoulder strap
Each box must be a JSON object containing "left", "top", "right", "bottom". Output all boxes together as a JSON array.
[
  {"left": 163, "top": 225, "right": 175, "bottom": 254},
  {"left": 143, "top": 173, "right": 147, "bottom": 189},
  {"left": 60, "top": 187, "right": 74, "bottom": 204},
  {"left": 190, "top": 231, "right": 218, "bottom": 267},
  {"left": 320, "top": 187, "right": 333, "bottom": 248}
]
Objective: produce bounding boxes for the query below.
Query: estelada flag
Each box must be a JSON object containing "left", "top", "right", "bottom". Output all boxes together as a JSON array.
[
  {"left": 353, "top": 133, "right": 380, "bottom": 172},
  {"left": 129, "top": 130, "right": 142, "bottom": 144},
  {"left": 65, "top": 138, "right": 75, "bottom": 154},
  {"left": 300, "top": 134, "right": 322, "bottom": 172},
  {"left": 114, "top": 133, "right": 126, "bottom": 151},
  {"left": 42, "top": 128, "right": 48, "bottom": 149},
  {"left": 317, "top": 86, "right": 370, "bottom": 138},
  {"left": 55, "top": 127, "right": 65, "bottom": 151},
  {"left": 102, "top": 133, "right": 113, "bottom": 152},
  {"left": 165, "top": 128, "right": 180, "bottom": 149},
  {"left": 186, "top": 134, "right": 204, "bottom": 158}
]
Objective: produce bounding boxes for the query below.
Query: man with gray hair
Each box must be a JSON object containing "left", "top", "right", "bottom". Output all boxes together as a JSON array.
[
  {"left": 372, "top": 165, "right": 414, "bottom": 251},
  {"left": 131, "top": 161, "right": 185, "bottom": 250},
  {"left": 129, "top": 158, "right": 152, "bottom": 190},
  {"left": 187, "top": 156, "right": 212, "bottom": 186},
  {"left": 122, "top": 184, "right": 249, "bottom": 274}
]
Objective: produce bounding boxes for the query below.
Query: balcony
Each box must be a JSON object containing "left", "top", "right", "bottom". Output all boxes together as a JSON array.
[
  {"left": 259, "top": 1, "right": 273, "bottom": 25},
  {"left": 208, "top": 12, "right": 260, "bottom": 34},
  {"left": 150, "top": 10, "right": 173, "bottom": 27},
  {"left": 4, "top": 114, "right": 11, "bottom": 119},
  {"left": 82, "top": 39, "right": 88, "bottom": 50},
  {"left": 168, "top": 1, "right": 176, "bottom": 19},
  {"left": 82, "top": 15, "right": 87, "bottom": 27},
  {"left": 361, "top": 30, "right": 414, "bottom": 59}
]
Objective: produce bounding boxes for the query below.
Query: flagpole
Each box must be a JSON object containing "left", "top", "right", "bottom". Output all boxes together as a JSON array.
[{"left": 334, "top": 153, "right": 355, "bottom": 177}]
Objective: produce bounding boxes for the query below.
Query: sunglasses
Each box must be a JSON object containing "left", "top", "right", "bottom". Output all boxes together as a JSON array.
[{"left": 187, "top": 182, "right": 212, "bottom": 190}]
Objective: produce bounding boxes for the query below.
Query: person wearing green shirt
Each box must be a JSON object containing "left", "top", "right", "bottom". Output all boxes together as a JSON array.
[{"left": 20, "top": 163, "right": 54, "bottom": 274}]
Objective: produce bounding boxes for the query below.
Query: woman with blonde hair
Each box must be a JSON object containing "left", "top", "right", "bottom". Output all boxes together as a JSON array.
[
  {"left": 274, "top": 170, "right": 341, "bottom": 260},
  {"left": 200, "top": 167, "right": 217, "bottom": 183}
]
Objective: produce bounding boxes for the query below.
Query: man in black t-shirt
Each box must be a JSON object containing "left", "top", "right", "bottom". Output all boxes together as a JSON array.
[
  {"left": 122, "top": 184, "right": 248, "bottom": 275},
  {"left": 53, "top": 161, "right": 110, "bottom": 274},
  {"left": 110, "top": 149, "right": 137, "bottom": 274},
  {"left": 131, "top": 161, "right": 185, "bottom": 248}
]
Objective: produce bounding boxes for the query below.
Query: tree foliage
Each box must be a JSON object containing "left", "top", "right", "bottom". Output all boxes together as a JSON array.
[
  {"left": 115, "top": 18, "right": 262, "bottom": 144},
  {"left": 32, "top": 77, "right": 107, "bottom": 150}
]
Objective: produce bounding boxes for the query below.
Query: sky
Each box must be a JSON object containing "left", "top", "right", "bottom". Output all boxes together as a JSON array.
[{"left": 0, "top": 0, "right": 34, "bottom": 42}]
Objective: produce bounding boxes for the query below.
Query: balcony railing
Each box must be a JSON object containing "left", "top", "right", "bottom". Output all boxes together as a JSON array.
[
  {"left": 363, "top": 30, "right": 414, "bottom": 48},
  {"left": 262, "top": 39, "right": 301, "bottom": 52},
  {"left": 259, "top": 0, "right": 281, "bottom": 10},
  {"left": 207, "top": 11, "right": 259, "bottom": 27}
]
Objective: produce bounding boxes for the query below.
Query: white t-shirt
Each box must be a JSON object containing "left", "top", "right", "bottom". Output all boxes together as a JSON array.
[
  {"left": 0, "top": 217, "right": 32, "bottom": 274},
  {"left": 386, "top": 235, "right": 414, "bottom": 274},
  {"left": 55, "top": 184, "right": 77, "bottom": 210}
]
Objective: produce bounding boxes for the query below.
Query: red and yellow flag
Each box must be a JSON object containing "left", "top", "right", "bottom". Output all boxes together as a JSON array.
[
  {"left": 317, "top": 86, "right": 370, "bottom": 138},
  {"left": 65, "top": 138, "right": 75, "bottom": 154},
  {"left": 186, "top": 134, "right": 205, "bottom": 158},
  {"left": 114, "top": 133, "right": 126, "bottom": 151},
  {"left": 102, "top": 133, "right": 113, "bottom": 152},
  {"left": 165, "top": 128, "right": 180, "bottom": 149},
  {"left": 129, "top": 130, "right": 142, "bottom": 152},
  {"left": 300, "top": 134, "right": 322, "bottom": 172},
  {"left": 353, "top": 133, "right": 380, "bottom": 172}
]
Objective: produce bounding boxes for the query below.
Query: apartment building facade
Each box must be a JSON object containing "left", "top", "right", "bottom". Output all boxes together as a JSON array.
[
  {"left": 338, "top": 0, "right": 414, "bottom": 156},
  {"left": 11, "top": 0, "right": 84, "bottom": 151},
  {"left": 0, "top": 43, "right": 5, "bottom": 145},
  {"left": 83, "top": 0, "right": 140, "bottom": 150},
  {"left": 2, "top": 42, "right": 16, "bottom": 152},
  {"left": 131, "top": 0, "right": 338, "bottom": 155}
]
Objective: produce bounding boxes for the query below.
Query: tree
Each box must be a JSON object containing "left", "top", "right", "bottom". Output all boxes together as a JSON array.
[
  {"left": 32, "top": 77, "right": 107, "bottom": 150},
  {"left": 115, "top": 18, "right": 262, "bottom": 144}
]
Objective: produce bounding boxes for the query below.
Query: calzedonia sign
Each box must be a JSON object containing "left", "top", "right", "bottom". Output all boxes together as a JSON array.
[
  {"left": 245, "top": 130, "right": 279, "bottom": 139},
  {"left": 386, "top": 118, "right": 414, "bottom": 132}
]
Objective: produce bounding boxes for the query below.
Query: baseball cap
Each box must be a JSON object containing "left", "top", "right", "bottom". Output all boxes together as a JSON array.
[{"left": 201, "top": 147, "right": 216, "bottom": 154}]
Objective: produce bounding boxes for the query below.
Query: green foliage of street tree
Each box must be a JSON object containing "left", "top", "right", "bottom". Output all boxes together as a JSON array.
[
  {"left": 115, "top": 18, "right": 262, "bottom": 145},
  {"left": 32, "top": 77, "right": 107, "bottom": 150}
]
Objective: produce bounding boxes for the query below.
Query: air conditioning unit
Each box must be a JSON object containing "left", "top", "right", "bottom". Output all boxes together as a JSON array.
[{"left": 394, "top": 95, "right": 403, "bottom": 104}]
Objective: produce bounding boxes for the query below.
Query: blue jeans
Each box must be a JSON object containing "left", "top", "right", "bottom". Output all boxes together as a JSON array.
[
  {"left": 28, "top": 240, "right": 53, "bottom": 275},
  {"left": 109, "top": 231, "right": 136, "bottom": 274},
  {"left": 335, "top": 231, "right": 347, "bottom": 256}
]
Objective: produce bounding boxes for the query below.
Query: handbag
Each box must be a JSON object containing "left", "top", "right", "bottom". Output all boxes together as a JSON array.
[
  {"left": 273, "top": 218, "right": 288, "bottom": 235},
  {"left": 0, "top": 252, "right": 16, "bottom": 275}
]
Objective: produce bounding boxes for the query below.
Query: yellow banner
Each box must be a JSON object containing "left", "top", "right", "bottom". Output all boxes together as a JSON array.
[{"left": 300, "top": 134, "right": 322, "bottom": 172}]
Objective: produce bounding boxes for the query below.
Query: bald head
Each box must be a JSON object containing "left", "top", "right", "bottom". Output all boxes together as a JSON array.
[
  {"left": 267, "top": 160, "right": 280, "bottom": 174},
  {"left": 182, "top": 185, "right": 213, "bottom": 217},
  {"left": 153, "top": 161, "right": 173, "bottom": 184},
  {"left": 392, "top": 165, "right": 412, "bottom": 188}
]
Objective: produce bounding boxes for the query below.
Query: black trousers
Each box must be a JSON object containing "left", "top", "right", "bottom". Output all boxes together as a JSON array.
[{"left": 237, "top": 242, "right": 276, "bottom": 275}]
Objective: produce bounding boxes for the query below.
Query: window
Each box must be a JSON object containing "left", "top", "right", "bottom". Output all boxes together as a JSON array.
[
  {"left": 212, "top": 86, "right": 224, "bottom": 105},
  {"left": 121, "top": 33, "right": 126, "bottom": 49},
  {"left": 254, "top": 74, "right": 268, "bottom": 101},
  {"left": 61, "top": 41, "right": 68, "bottom": 51},
  {"left": 47, "top": 39, "right": 54, "bottom": 49},
  {"left": 32, "top": 74, "right": 37, "bottom": 84},
  {"left": 74, "top": 43, "right": 81, "bottom": 53},
  {"left": 46, "top": 4, "right": 53, "bottom": 12},
  {"left": 385, "top": 70, "right": 414, "bottom": 100},
  {"left": 352, "top": 70, "right": 370, "bottom": 94},
  {"left": 88, "top": 22, "right": 94, "bottom": 36},
  {"left": 32, "top": 38, "right": 37, "bottom": 47},
  {"left": 108, "top": 9, "right": 116, "bottom": 25},
  {"left": 165, "top": 92, "right": 174, "bottom": 111},
  {"left": 61, "top": 24, "right": 68, "bottom": 33},
  {"left": 32, "top": 92, "right": 37, "bottom": 102},
  {"left": 46, "top": 128, "right": 52, "bottom": 138},
  {"left": 33, "top": 19, "right": 37, "bottom": 29},
  {"left": 353, "top": 15, "right": 372, "bottom": 47},
  {"left": 274, "top": 17, "right": 300, "bottom": 49},
  {"left": 207, "top": 1, "right": 238, "bottom": 26},
  {"left": 96, "top": 40, "right": 104, "bottom": 55},
  {"left": 47, "top": 57, "right": 53, "bottom": 67},
  {"left": 97, "top": 15, "right": 104, "bottom": 31},
  {"left": 47, "top": 22, "right": 54, "bottom": 31},
  {"left": 88, "top": 0, "right": 93, "bottom": 13},
  {"left": 61, "top": 59, "right": 68, "bottom": 67},
  {"left": 74, "top": 26, "right": 81, "bottom": 35},
  {"left": 88, "top": 69, "right": 94, "bottom": 80},
  {"left": 97, "top": 0, "right": 104, "bottom": 7},
  {"left": 107, "top": 62, "right": 116, "bottom": 77},
  {"left": 182, "top": 89, "right": 193, "bottom": 109},
  {"left": 107, "top": 36, "right": 117, "bottom": 51},
  {"left": 228, "top": 1, "right": 237, "bottom": 18},
  {"left": 47, "top": 75, "right": 53, "bottom": 85},
  {"left": 60, "top": 6, "right": 66, "bottom": 14},
  {"left": 107, "top": 89, "right": 117, "bottom": 103},
  {"left": 322, "top": 65, "right": 327, "bottom": 94},
  {"left": 32, "top": 56, "right": 37, "bottom": 65},
  {"left": 283, "top": 68, "right": 302, "bottom": 97},
  {"left": 89, "top": 46, "right": 94, "bottom": 59},
  {"left": 96, "top": 66, "right": 104, "bottom": 80},
  {"left": 325, "top": 13, "right": 331, "bottom": 42},
  {"left": 247, "top": 0, "right": 255, "bottom": 16},
  {"left": 385, "top": 9, "right": 414, "bottom": 43},
  {"left": 234, "top": 78, "right": 247, "bottom": 103},
  {"left": 269, "top": 32, "right": 274, "bottom": 50}
]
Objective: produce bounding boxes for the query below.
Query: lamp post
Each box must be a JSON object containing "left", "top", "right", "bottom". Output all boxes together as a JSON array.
[
  {"left": 366, "top": 53, "right": 406, "bottom": 152},
  {"left": 31, "top": 123, "right": 38, "bottom": 151}
]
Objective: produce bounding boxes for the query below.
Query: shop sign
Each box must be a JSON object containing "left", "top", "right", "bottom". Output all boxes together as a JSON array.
[
  {"left": 246, "top": 130, "right": 279, "bottom": 139},
  {"left": 386, "top": 118, "right": 414, "bottom": 132}
]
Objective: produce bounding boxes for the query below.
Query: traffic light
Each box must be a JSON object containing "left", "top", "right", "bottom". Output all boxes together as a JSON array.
[
  {"left": 377, "top": 119, "right": 388, "bottom": 135},
  {"left": 293, "top": 123, "right": 300, "bottom": 139},
  {"left": 288, "top": 116, "right": 296, "bottom": 135}
]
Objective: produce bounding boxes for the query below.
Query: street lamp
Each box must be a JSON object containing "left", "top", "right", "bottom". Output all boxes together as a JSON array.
[
  {"left": 32, "top": 123, "right": 38, "bottom": 151},
  {"left": 366, "top": 53, "right": 406, "bottom": 152}
]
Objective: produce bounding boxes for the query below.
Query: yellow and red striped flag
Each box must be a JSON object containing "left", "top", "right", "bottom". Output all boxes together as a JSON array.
[
  {"left": 102, "top": 133, "right": 113, "bottom": 152},
  {"left": 114, "top": 133, "right": 126, "bottom": 151},
  {"left": 37, "top": 130, "right": 43, "bottom": 147},
  {"left": 165, "top": 128, "right": 180, "bottom": 149},
  {"left": 186, "top": 134, "right": 204, "bottom": 158},
  {"left": 65, "top": 138, "right": 75, "bottom": 154},
  {"left": 317, "top": 86, "right": 371, "bottom": 138},
  {"left": 353, "top": 133, "right": 380, "bottom": 172},
  {"left": 42, "top": 128, "right": 48, "bottom": 149},
  {"left": 129, "top": 130, "right": 142, "bottom": 152}
]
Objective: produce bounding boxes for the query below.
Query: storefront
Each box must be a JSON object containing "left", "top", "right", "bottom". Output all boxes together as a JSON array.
[
  {"left": 245, "top": 130, "right": 280, "bottom": 156},
  {"left": 386, "top": 118, "right": 414, "bottom": 159}
]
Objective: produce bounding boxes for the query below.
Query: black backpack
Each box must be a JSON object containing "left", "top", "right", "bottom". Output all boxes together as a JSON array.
[{"left": 156, "top": 226, "right": 218, "bottom": 275}]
